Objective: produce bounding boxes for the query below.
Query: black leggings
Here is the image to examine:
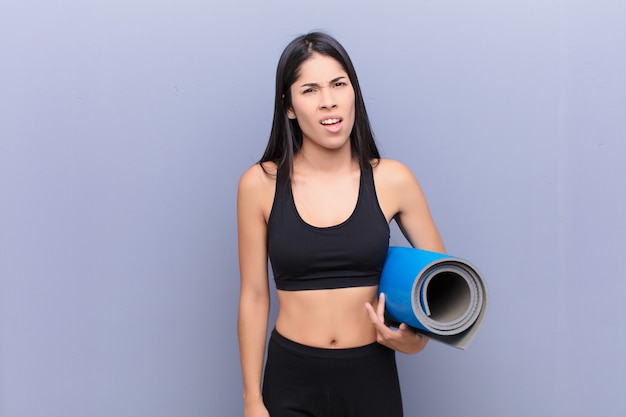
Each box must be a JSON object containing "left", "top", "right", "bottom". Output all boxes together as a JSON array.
[{"left": 262, "top": 330, "right": 403, "bottom": 417}]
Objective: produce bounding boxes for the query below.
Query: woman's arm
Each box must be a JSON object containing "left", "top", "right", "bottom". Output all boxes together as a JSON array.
[
  {"left": 366, "top": 159, "right": 445, "bottom": 354},
  {"left": 237, "top": 165, "right": 272, "bottom": 417},
  {"left": 386, "top": 159, "right": 445, "bottom": 253}
]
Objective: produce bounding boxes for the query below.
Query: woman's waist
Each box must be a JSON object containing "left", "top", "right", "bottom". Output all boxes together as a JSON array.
[
  {"left": 275, "top": 286, "right": 378, "bottom": 348},
  {"left": 269, "top": 328, "right": 386, "bottom": 358}
]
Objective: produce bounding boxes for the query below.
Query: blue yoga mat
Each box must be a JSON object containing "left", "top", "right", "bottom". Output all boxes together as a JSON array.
[{"left": 379, "top": 246, "right": 488, "bottom": 349}]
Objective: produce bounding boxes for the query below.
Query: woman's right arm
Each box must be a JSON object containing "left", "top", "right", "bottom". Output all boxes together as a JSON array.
[{"left": 237, "top": 165, "right": 272, "bottom": 417}]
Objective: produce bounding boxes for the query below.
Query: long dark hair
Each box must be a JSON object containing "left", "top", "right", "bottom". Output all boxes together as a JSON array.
[{"left": 259, "top": 32, "right": 380, "bottom": 178}]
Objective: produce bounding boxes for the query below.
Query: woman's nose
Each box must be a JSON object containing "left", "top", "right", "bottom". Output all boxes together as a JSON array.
[{"left": 319, "top": 88, "right": 337, "bottom": 109}]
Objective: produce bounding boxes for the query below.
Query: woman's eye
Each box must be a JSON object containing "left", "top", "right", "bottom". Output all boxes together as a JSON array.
[
  {"left": 303, "top": 88, "right": 314, "bottom": 94},
  {"left": 335, "top": 81, "right": 347, "bottom": 87}
]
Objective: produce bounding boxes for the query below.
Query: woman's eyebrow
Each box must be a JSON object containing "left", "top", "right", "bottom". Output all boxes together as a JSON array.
[
  {"left": 299, "top": 76, "right": 347, "bottom": 88},
  {"left": 300, "top": 81, "right": 321, "bottom": 88}
]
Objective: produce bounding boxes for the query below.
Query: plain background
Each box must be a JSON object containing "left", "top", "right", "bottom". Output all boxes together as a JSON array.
[{"left": 1, "top": 0, "right": 625, "bottom": 416}]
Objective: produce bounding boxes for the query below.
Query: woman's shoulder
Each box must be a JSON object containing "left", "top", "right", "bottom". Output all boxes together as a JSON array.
[
  {"left": 238, "top": 162, "right": 278, "bottom": 200},
  {"left": 371, "top": 158, "right": 410, "bottom": 171},
  {"left": 371, "top": 158, "right": 416, "bottom": 185},
  {"left": 239, "top": 161, "right": 277, "bottom": 185}
]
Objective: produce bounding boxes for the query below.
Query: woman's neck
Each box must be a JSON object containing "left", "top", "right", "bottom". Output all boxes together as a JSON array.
[{"left": 295, "top": 142, "right": 355, "bottom": 174}]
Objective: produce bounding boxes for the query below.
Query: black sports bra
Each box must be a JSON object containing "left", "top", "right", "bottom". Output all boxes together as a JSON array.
[{"left": 267, "top": 163, "right": 390, "bottom": 291}]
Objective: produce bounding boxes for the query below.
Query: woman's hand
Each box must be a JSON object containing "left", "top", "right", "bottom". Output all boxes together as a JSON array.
[
  {"left": 244, "top": 399, "right": 270, "bottom": 417},
  {"left": 365, "top": 292, "right": 428, "bottom": 354}
]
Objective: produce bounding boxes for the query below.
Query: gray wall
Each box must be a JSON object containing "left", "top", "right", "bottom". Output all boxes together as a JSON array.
[{"left": 1, "top": 1, "right": 625, "bottom": 416}]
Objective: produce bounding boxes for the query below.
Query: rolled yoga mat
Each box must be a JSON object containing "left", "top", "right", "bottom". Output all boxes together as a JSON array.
[{"left": 379, "top": 246, "right": 488, "bottom": 349}]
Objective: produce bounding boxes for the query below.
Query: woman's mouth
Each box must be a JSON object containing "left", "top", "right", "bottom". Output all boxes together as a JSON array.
[{"left": 320, "top": 118, "right": 343, "bottom": 133}]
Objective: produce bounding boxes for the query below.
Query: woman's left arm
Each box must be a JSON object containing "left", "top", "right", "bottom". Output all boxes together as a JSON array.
[
  {"left": 366, "top": 159, "right": 445, "bottom": 354},
  {"left": 387, "top": 159, "right": 445, "bottom": 253}
]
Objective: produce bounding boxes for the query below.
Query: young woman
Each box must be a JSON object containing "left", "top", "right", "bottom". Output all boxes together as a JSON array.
[{"left": 237, "top": 32, "right": 445, "bottom": 417}]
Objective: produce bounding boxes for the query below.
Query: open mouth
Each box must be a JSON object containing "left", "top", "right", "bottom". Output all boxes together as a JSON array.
[{"left": 320, "top": 118, "right": 342, "bottom": 126}]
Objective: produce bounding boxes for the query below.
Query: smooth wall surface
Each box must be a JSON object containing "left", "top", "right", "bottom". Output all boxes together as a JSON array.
[{"left": 1, "top": 1, "right": 625, "bottom": 416}]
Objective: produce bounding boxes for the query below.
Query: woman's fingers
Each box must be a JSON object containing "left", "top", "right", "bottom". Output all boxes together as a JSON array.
[
  {"left": 365, "top": 293, "right": 388, "bottom": 330},
  {"left": 366, "top": 294, "right": 428, "bottom": 353},
  {"left": 376, "top": 292, "right": 386, "bottom": 318}
]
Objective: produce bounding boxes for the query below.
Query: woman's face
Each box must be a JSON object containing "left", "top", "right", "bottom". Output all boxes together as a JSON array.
[{"left": 288, "top": 53, "right": 356, "bottom": 152}]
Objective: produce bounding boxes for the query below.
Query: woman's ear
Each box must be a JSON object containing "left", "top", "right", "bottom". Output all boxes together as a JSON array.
[{"left": 287, "top": 110, "right": 296, "bottom": 119}]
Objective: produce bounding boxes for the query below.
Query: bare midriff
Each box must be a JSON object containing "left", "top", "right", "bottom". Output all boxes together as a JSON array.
[{"left": 275, "top": 285, "right": 379, "bottom": 348}]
